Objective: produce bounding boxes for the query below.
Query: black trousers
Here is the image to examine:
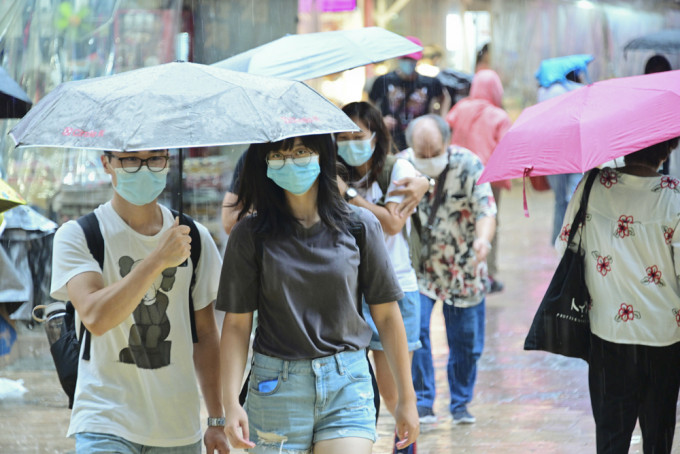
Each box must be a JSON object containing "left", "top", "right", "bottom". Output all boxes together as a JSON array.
[{"left": 589, "top": 335, "right": 680, "bottom": 454}]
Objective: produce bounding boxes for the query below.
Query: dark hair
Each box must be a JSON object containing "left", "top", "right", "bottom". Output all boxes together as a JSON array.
[
  {"left": 235, "top": 134, "right": 349, "bottom": 237},
  {"left": 624, "top": 137, "right": 680, "bottom": 167},
  {"left": 339, "top": 102, "right": 393, "bottom": 187},
  {"left": 644, "top": 55, "right": 671, "bottom": 74},
  {"left": 565, "top": 70, "right": 580, "bottom": 83}
]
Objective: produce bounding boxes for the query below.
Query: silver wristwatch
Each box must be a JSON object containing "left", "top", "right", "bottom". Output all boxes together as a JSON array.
[
  {"left": 207, "top": 416, "right": 225, "bottom": 427},
  {"left": 344, "top": 186, "right": 358, "bottom": 202}
]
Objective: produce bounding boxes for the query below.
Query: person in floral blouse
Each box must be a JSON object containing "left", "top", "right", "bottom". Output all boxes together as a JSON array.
[
  {"left": 398, "top": 114, "right": 497, "bottom": 426},
  {"left": 556, "top": 137, "right": 680, "bottom": 454}
]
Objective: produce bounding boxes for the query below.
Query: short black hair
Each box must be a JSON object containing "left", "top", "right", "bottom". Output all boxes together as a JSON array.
[
  {"left": 624, "top": 137, "right": 680, "bottom": 167},
  {"left": 644, "top": 55, "right": 672, "bottom": 74}
]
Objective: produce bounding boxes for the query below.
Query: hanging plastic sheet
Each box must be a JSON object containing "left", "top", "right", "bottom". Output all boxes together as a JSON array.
[{"left": 0, "top": 205, "right": 58, "bottom": 321}]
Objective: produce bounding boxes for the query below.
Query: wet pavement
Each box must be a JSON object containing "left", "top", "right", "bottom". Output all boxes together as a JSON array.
[{"left": 1, "top": 186, "right": 677, "bottom": 453}]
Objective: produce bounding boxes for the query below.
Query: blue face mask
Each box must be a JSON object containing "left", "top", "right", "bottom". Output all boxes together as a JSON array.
[
  {"left": 113, "top": 168, "right": 168, "bottom": 206},
  {"left": 337, "top": 133, "right": 375, "bottom": 166},
  {"left": 266, "top": 156, "right": 321, "bottom": 195},
  {"left": 398, "top": 59, "right": 417, "bottom": 76}
]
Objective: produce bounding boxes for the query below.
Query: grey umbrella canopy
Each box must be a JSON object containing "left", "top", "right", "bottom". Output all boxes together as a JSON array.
[
  {"left": 212, "top": 27, "right": 422, "bottom": 81},
  {"left": 9, "top": 61, "right": 359, "bottom": 151},
  {"left": 624, "top": 29, "right": 680, "bottom": 55},
  {"left": 0, "top": 66, "right": 32, "bottom": 118}
]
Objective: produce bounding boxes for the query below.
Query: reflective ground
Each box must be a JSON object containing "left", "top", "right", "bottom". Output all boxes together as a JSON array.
[{"left": 1, "top": 187, "right": 675, "bottom": 453}]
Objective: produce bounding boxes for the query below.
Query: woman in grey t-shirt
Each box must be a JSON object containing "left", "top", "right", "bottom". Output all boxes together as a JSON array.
[{"left": 216, "top": 133, "right": 419, "bottom": 453}]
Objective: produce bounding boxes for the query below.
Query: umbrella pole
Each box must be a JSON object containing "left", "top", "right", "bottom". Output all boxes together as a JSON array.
[{"left": 178, "top": 148, "right": 183, "bottom": 221}]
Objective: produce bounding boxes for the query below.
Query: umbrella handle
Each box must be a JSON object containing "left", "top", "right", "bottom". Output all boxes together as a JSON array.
[{"left": 522, "top": 167, "right": 532, "bottom": 218}]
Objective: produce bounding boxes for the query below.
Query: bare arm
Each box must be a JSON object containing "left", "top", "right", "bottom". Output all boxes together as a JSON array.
[
  {"left": 337, "top": 176, "right": 407, "bottom": 236},
  {"left": 387, "top": 175, "right": 430, "bottom": 218},
  {"left": 66, "top": 217, "right": 190, "bottom": 336},
  {"left": 221, "top": 192, "right": 242, "bottom": 235},
  {"left": 369, "top": 302, "right": 420, "bottom": 449},
  {"left": 220, "top": 312, "right": 256, "bottom": 450},
  {"left": 193, "top": 303, "right": 230, "bottom": 453}
]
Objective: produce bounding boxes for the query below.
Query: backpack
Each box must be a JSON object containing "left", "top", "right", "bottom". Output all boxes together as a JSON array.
[
  {"left": 376, "top": 154, "right": 423, "bottom": 272},
  {"left": 49, "top": 209, "right": 201, "bottom": 408}
]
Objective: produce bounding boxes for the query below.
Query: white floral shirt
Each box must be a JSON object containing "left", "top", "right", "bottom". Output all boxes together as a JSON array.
[
  {"left": 557, "top": 168, "right": 680, "bottom": 346},
  {"left": 403, "top": 146, "right": 497, "bottom": 307}
]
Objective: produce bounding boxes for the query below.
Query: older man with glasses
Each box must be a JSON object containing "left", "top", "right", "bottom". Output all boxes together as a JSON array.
[{"left": 49, "top": 149, "right": 230, "bottom": 453}]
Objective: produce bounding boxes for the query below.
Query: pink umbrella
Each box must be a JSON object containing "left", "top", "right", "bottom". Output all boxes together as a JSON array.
[{"left": 478, "top": 70, "right": 680, "bottom": 186}]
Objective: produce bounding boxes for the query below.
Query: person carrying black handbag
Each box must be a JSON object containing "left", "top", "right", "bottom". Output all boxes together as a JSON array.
[{"left": 554, "top": 138, "right": 680, "bottom": 454}]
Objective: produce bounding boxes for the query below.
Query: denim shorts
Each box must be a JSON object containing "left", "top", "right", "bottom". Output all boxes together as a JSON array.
[
  {"left": 362, "top": 290, "right": 422, "bottom": 351},
  {"left": 75, "top": 432, "right": 201, "bottom": 454},
  {"left": 245, "top": 349, "right": 376, "bottom": 453}
]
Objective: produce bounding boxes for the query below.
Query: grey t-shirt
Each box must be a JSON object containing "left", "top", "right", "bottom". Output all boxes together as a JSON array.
[{"left": 216, "top": 207, "right": 404, "bottom": 360}]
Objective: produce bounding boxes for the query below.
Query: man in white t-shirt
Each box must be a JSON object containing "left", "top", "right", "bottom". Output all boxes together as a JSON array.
[{"left": 50, "top": 149, "right": 229, "bottom": 453}]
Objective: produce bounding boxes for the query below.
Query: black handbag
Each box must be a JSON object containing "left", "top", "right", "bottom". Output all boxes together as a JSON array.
[{"left": 523, "top": 169, "right": 599, "bottom": 361}]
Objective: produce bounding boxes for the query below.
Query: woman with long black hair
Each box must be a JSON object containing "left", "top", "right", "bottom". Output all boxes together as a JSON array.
[{"left": 217, "top": 133, "right": 419, "bottom": 453}]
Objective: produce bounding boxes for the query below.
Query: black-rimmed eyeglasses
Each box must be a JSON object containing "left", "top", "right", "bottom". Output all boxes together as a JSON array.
[{"left": 105, "top": 153, "right": 169, "bottom": 173}]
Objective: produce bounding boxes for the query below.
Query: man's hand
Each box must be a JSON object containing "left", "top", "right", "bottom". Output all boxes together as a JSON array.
[
  {"left": 388, "top": 176, "right": 430, "bottom": 218},
  {"left": 473, "top": 237, "right": 492, "bottom": 266},
  {"left": 153, "top": 217, "right": 191, "bottom": 268},
  {"left": 204, "top": 426, "right": 230, "bottom": 453}
]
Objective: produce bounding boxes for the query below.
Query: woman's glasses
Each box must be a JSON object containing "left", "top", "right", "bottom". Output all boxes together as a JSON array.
[{"left": 266, "top": 148, "right": 317, "bottom": 170}]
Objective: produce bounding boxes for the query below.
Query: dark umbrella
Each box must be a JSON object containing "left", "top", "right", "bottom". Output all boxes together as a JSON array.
[
  {"left": 0, "top": 66, "right": 32, "bottom": 118},
  {"left": 624, "top": 29, "right": 680, "bottom": 55}
]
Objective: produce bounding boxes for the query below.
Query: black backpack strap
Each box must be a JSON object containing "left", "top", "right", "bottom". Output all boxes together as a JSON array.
[
  {"left": 76, "top": 212, "right": 103, "bottom": 361},
  {"left": 170, "top": 209, "right": 201, "bottom": 344}
]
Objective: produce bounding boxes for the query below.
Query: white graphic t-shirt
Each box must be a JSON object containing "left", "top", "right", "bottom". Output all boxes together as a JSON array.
[{"left": 51, "top": 202, "right": 221, "bottom": 447}]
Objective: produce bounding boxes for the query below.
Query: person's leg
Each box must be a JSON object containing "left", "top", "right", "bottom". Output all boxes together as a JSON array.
[
  {"left": 411, "top": 294, "right": 436, "bottom": 414},
  {"left": 75, "top": 432, "right": 141, "bottom": 454},
  {"left": 313, "top": 437, "right": 373, "bottom": 454},
  {"left": 547, "top": 174, "right": 568, "bottom": 244},
  {"left": 488, "top": 185, "right": 501, "bottom": 278},
  {"left": 588, "top": 335, "right": 639, "bottom": 454},
  {"left": 444, "top": 300, "right": 485, "bottom": 418},
  {"left": 638, "top": 342, "right": 680, "bottom": 454}
]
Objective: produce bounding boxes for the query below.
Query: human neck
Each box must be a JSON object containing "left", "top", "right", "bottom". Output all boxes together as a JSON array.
[
  {"left": 285, "top": 183, "right": 320, "bottom": 228},
  {"left": 355, "top": 159, "right": 372, "bottom": 179},
  {"left": 621, "top": 162, "right": 661, "bottom": 177},
  {"left": 111, "top": 194, "right": 163, "bottom": 235}
]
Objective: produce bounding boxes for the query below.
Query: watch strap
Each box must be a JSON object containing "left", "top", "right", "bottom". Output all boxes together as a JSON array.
[{"left": 207, "top": 416, "right": 225, "bottom": 427}]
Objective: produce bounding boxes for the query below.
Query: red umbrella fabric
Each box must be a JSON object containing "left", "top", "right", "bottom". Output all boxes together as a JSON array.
[{"left": 478, "top": 70, "right": 680, "bottom": 185}]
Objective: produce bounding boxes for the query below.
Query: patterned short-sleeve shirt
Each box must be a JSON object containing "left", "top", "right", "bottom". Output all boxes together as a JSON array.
[
  {"left": 557, "top": 167, "right": 680, "bottom": 346},
  {"left": 406, "top": 146, "right": 497, "bottom": 306}
]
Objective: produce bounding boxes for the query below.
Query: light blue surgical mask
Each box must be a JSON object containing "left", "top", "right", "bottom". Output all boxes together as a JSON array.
[
  {"left": 337, "top": 133, "right": 376, "bottom": 166},
  {"left": 398, "top": 59, "right": 417, "bottom": 76},
  {"left": 266, "top": 155, "right": 320, "bottom": 195},
  {"left": 113, "top": 168, "right": 168, "bottom": 206}
]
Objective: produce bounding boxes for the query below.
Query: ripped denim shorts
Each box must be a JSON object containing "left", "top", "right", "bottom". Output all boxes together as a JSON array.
[{"left": 244, "top": 348, "right": 376, "bottom": 453}]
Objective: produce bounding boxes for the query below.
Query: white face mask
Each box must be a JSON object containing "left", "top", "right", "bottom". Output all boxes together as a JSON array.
[{"left": 413, "top": 152, "right": 449, "bottom": 178}]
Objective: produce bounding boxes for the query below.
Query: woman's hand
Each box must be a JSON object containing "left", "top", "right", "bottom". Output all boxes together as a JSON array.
[
  {"left": 394, "top": 397, "right": 420, "bottom": 450},
  {"left": 224, "top": 403, "right": 256, "bottom": 450},
  {"left": 337, "top": 176, "right": 348, "bottom": 196}
]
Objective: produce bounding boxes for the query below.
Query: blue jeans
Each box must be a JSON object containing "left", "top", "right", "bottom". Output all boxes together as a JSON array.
[
  {"left": 245, "top": 349, "right": 376, "bottom": 452},
  {"left": 547, "top": 173, "right": 583, "bottom": 243},
  {"left": 75, "top": 433, "right": 201, "bottom": 454},
  {"left": 411, "top": 294, "right": 485, "bottom": 414}
]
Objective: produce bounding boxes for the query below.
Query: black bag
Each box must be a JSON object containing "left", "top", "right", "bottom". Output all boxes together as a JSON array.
[
  {"left": 50, "top": 210, "right": 201, "bottom": 408},
  {"left": 523, "top": 169, "right": 599, "bottom": 361}
]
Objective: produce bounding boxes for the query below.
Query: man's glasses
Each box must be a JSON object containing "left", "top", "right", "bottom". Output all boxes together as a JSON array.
[
  {"left": 266, "top": 149, "right": 317, "bottom": 170},
  {"left": 106, "top": 153, "right": 169, "bottom": 173}
]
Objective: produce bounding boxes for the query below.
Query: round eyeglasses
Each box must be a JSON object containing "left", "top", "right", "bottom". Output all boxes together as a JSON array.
[
  {"left": 266, "top": 149, "right": 317, "bottom": 170},
  {"left": 106, "top": 153, "right": 169, "bottom": 173}
]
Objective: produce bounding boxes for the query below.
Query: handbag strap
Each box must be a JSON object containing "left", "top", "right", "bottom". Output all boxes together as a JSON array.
[
  {"left": 567, "top": 169, "right": 599, "bottom": 246},
  {"left": 426, "top": 147, "right": 452, "bottom": 229}
]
